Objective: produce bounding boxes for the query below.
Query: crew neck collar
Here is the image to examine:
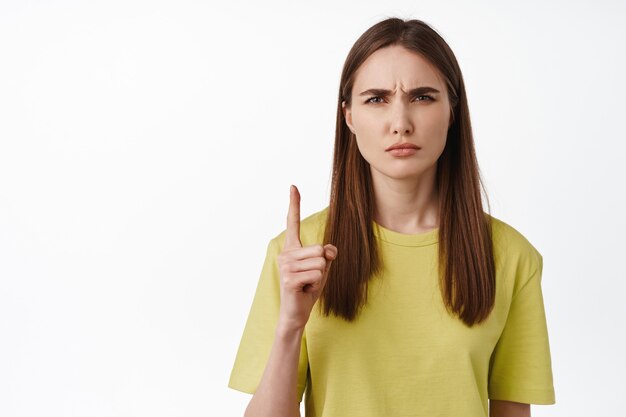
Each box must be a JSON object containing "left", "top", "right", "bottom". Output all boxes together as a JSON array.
[{"left": 372, "top": 220, "right": 439, "bottom": 247}]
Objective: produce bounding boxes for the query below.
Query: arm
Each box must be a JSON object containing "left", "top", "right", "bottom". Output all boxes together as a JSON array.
[
  {"left": 489, "top": 400, "right": 530, "bottom": 417},
  {"left": 244, "top": 322, "right": 303, "bottom": 417}
]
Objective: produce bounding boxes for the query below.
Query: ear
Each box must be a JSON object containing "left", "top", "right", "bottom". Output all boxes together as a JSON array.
[{"left": 342, "top": 101, "right": 355, "bottom": 133}]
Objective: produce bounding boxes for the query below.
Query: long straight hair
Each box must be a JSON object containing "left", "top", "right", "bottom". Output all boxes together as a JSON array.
[{"left": 320, "top": 17, "right": 495, "bottom": 327}]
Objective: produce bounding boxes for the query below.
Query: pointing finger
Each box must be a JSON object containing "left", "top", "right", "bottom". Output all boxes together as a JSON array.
[{"left": 284, "top": 185, "right": 302, "bottom": 249}]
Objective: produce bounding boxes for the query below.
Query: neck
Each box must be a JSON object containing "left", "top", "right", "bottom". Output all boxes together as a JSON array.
[{"left": 370, "top": 165, "right": 439, "bottom": 234}]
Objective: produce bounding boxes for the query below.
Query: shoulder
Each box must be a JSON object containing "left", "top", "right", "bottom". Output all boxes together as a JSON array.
[
  {"left": 487, "top": 213, "right": 543, "bottom": 277},
  {"left": 269, "top": 205, "right": 330, "bottom": 250}
]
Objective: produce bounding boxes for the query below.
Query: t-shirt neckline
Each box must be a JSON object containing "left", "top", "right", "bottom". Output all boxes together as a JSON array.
[{"left": 372, "top": 220, "right": 439, "bottom": 247}]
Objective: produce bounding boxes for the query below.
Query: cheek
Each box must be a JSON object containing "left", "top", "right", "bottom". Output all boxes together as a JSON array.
[
  {"left": 353, "top": 132, "right": 374, "bottom": 158},
  {"left": 420, "top": 108, "right": 450, "bottom": 144},
  {"left": 421, "top": 104, "right": 450, "bottom": 130},
  {"left": 351, "top": 111, "right": 380, "bottom": 157},
  {"left": 353, "top": 133, "right": 382, "bottom": 168},
  {"left": 352, "top": 109, "right": 378, "bottom": 132},
  {"left": 423, "top": 118, "right": 449, "bottom": 159}
]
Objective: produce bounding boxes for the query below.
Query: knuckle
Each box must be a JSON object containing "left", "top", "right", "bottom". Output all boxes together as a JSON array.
[
  {"left": 278, "top": 250, "right": 294, "bottom": 264},
  {"left": 277, "top": 253, "right": 285, "bottom": 264},
  {"left": 282, "top": 276, "right": 294, "bottom": 289},
  {"left": 279, "top": 262, "right": 292, "bottom": 276},
  {"left": 314, "top": 244, "right": 324, "bottom": 256}
]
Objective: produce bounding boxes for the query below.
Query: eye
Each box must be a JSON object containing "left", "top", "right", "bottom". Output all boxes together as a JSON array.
[
  {"left": 364, "top": 95, "right": 435, "bottom": 104},
  {"left": 365, "top": 96, "right": 384, "bottom": 104}
]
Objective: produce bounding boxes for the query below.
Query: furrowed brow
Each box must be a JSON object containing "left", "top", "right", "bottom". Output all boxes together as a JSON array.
[{"left": 358, "top": 86, "right": 441, "bottom": 96}]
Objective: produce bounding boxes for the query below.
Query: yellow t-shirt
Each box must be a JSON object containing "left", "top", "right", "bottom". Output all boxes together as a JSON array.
[{"left": 228, "top": 207, "right": 555, "bottom": 416}]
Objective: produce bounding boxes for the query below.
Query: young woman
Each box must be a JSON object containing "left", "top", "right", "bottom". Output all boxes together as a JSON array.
[{"left": 228, "top": 17, "right": 555, "bottom": 417}]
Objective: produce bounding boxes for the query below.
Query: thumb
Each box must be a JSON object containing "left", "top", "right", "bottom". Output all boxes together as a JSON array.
[
  {"left": 318, "top": 246, "right": 335, "bottom": 293},
  {"left": 323, "top": 245, "right": 337, "bottom": 279},
  {"left": 323, "top": 244, "right": 337, "bottom": 261}
]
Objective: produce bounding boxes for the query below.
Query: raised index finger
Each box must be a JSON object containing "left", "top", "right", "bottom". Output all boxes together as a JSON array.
[{"left": 284, "top": 185, "right": 302, "bottom": 249}]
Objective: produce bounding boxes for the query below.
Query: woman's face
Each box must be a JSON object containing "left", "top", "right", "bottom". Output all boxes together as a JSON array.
[{"left": 342, "top": 44, "right": 452, "bottom": 181}]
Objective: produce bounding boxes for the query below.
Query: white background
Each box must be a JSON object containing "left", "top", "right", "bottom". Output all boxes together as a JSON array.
[{"left": 1, "top": 0, "right": 625, "bottom": 416}]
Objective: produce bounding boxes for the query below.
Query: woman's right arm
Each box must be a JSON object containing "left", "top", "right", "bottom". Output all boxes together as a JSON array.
[
  {"left": 244, "top": 185, "right": 336, "bottom": 417},
  {"left": 244, "top": 321, "right": 304, "bottom": 417}
]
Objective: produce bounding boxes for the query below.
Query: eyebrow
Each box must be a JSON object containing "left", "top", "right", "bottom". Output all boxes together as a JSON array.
[{"left": 358, "top": 86, "right": 441, "bottom": 96}]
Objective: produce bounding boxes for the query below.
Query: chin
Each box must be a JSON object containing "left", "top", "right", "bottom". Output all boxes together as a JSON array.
[{"left": 375, "top": 166, "right": 426, "bottom": 180}]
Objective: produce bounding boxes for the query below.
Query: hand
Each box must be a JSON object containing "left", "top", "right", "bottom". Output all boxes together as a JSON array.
[{"left": 277, "top": 185, "right": 337, "bottom": 331}]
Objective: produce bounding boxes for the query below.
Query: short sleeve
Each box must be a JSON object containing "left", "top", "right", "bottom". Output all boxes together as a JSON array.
[
  {"left": 488, "top": 253, "right": 556, "bottom": 404},
  {"left": 228, "top": 237, "right": 309, "bottom": 402}
]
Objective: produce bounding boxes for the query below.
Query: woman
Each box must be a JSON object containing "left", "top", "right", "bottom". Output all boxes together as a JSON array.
[{"left": 228, "top": 17, "right": 555, "bottom": 417}]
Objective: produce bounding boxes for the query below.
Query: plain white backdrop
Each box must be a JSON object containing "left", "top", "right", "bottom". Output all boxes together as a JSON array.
[{"left": 1, "top": 0, "right": 625, "bottom": 416}]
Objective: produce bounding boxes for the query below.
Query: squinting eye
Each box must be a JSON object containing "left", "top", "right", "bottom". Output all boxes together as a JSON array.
[
  {"left": 364, "top": 95, "right": 434, "bottom": 104},
  {"left": 365, "top": 96, "right": 384, "bottom": 104}
]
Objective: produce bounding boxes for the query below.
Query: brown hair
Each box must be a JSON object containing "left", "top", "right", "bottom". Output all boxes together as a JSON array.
[{"left": 320, "top": 17, "right": 495, "bottom": 327}]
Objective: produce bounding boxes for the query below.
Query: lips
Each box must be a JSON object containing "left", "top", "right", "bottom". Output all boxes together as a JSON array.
[{"left": 386, "top": 143, "right": 420, "bottom": 151}]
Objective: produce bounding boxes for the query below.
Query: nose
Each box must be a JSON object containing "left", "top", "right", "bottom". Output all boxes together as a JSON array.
[{"left": 389, "top": 102, "right": 413, "bottom": 136}]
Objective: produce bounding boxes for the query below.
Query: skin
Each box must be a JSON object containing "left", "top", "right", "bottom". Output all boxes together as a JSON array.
[
  {"left": 490, "top": 400, "right": 531, "bottom": 417},
  {"left": 342, "top": 44, "right": 531, "bottom": 416},
  {"left": 342, "top": 43, "right": 450, "bottom": 233}
]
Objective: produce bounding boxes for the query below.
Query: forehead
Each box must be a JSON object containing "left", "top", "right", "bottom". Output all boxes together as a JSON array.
[{"left": 352, "top": 44, "right": 446, "bottom": 91}]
